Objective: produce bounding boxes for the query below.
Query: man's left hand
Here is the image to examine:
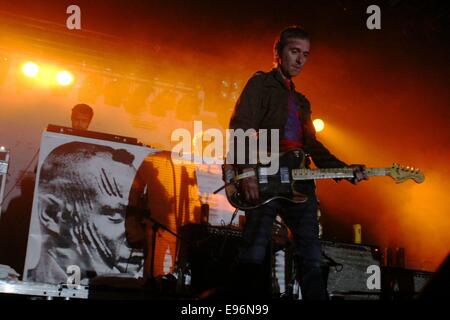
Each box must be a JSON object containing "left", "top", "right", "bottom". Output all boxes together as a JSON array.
[{"left": 347, "top": 164, "right": 368, "bottom": 184}]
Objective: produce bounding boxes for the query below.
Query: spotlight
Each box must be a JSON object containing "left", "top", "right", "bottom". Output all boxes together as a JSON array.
[
  {"left": 313, "top": 119, "right": 325, "bottom": 132},
  {"left": 56, "top": 70, "right": 74, "bottom": 86},
  {"left": 22, "top": 62, "right": 39, "bottom": 78}
]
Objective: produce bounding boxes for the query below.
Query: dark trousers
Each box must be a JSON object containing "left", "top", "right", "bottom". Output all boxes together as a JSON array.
[{"left": 235, "top": 188, "right": 328, "bottom": 300}]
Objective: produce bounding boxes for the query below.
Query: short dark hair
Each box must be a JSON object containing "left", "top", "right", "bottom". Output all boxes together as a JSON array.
[
  {"left": 273, "top": 25, "right": 310, "bottom": 66},
  {"left": 72, "top": 103, "right": 94, "bottom": 119}
]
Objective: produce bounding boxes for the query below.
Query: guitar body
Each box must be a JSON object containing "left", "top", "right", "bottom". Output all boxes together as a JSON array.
[{"left": 224, "top": 149, "right": 310, "bottom": 210}]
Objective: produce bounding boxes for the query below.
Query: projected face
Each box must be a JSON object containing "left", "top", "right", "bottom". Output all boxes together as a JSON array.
[
  {"left": 64, "top": 157, "right": 141, "bottom": 274},
  {"left": 279, "top": 38, "right": 310, "bottom": 78},
  {"left": 36, "top": 143, "right": 143, "bottom": 281}
]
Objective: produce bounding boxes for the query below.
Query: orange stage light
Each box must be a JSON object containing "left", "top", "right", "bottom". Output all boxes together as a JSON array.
[
  {"left": 56, "top": 70, "right": 74, "bottom": 86},
  {"left": 21, "top": 61, "right": 39, "bottom": 78},
  {"left": 313, "top": 118, "right": 325, "bottom": 132}
]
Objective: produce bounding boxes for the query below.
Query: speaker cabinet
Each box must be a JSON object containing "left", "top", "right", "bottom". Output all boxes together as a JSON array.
[{"left": 321, "top": 241, "right": 382, "bottom": 299}]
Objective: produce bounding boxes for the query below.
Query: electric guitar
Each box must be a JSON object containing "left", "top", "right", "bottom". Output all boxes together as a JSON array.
[{"left": 222, "top": 149, "right": 424, "bottom": 210}]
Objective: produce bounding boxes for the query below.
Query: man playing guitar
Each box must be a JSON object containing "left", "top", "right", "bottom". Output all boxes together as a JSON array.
[{"left": 226, "top": 25, "right": 367, "bottom": 300}]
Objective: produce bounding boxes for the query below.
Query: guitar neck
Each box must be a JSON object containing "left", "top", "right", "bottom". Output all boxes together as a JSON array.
[{"left": 292, "top": 167, "right": 388, "bottom": 180}]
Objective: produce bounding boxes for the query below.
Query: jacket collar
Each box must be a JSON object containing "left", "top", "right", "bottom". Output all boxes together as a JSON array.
[{"left": 265, "top": 68, "right": 295, "bottom": 91}]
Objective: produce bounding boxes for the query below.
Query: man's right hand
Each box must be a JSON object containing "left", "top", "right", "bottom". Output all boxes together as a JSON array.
[{"left": 240, "top": 167, "right": 260, "bottom": 202}]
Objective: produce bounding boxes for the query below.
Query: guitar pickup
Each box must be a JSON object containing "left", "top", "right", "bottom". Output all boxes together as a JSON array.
[
  {"left": 258, "top": 167, "right": 268, "bottom": 184},
  {"left": 280, "top": 167, "right": 290, "bottom": 183}
]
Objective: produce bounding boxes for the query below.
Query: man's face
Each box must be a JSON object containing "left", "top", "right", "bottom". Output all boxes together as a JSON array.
[
  {"left": 58, "top": 155, "right": 142, "bottom": 275},
  {"left": 279, "top": 38, "right": 310, "bottom": 78},
  {"left": 71, "top": 112, "right": 92, "bottom": 130}
]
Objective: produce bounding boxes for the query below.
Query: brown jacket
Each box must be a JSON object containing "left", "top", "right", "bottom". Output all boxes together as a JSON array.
[{"left": 229, "top": 68, "right": 347, "bottom": 169}]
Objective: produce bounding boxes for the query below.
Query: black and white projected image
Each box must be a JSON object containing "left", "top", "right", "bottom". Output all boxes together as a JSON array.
[{"left": 24, "top": 140, "right": 148, "bottom": 284}]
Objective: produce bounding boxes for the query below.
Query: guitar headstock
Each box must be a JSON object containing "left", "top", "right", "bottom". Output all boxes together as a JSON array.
[{"left": 388, "top": 163, "right": 425, "bottom": 184}]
